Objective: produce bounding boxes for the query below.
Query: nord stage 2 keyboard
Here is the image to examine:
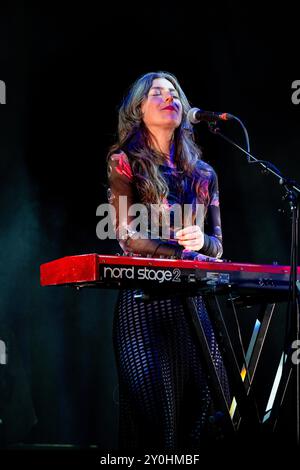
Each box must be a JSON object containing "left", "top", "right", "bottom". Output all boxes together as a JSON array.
[{"left": 40, "top": 254, "right": 300, "bottom": 295}]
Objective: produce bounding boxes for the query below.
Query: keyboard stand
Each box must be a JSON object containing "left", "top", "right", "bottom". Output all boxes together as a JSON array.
[
  {"left": 167, "top": 290, "right": 282, "bottom": 438},
  {"left": 135, "top": 289, "right": 265, "bottom": 439},
  {"left": 206, "top": 292, "right": 296, "bottom": 440},
  {"left": 204, "top": 295, "right": 275, "bottom": 433}
]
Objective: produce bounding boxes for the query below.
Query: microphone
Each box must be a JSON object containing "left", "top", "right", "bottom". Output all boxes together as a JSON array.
[{"left": 187, "top": 107, "right": 233, "bottom": 124}]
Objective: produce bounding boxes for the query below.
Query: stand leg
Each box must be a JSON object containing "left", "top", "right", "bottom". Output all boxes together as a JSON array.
[
  {"left": 182, "top": 296, "right": 236, "bottom": 436},
  {"left": 205, "top": 295, "right": 261, "bottom": 432}
]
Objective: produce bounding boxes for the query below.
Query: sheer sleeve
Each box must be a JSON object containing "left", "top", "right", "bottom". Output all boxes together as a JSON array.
[
  {"left": 200, "top": 170, "right": 223, "bottom": 258},
  {"left": 107, "top": 152, "right": 184, "bottom": 258}
]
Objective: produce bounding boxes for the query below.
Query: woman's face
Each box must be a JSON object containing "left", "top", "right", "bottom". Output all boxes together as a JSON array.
[{"left": 141, "top": 77, "right": 183, "bottom": 131}]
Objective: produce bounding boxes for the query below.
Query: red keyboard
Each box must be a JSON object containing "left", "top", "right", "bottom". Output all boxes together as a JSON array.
[{"left": 40, "top": 254, "right": 300, "bottom": 294}]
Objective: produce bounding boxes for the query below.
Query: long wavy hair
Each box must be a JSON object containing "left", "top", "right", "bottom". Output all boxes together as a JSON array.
[{"left": 108, "top": 71, "right": 210, "bottom": 207}]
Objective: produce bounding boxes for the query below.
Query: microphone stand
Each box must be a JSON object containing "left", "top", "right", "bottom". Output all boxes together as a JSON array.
[{"left": 208, "top": 121, "right": 300, "bottom": 444}]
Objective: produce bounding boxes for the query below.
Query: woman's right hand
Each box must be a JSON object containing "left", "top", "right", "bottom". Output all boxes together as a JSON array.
[{"left": 181, "top": 249, "right": 223, "bottom": 263}]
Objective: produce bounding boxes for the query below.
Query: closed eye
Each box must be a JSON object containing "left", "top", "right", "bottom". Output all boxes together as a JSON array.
[{"left": 148, "top": 87, "right": 180, "bottom": 99}]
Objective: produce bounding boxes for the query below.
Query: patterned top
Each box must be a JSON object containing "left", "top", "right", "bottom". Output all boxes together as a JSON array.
[{"left": 107, "top": 151, "right": 223, "bottom": 260}]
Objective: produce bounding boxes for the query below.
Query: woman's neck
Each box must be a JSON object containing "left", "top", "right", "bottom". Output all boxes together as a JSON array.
[{"left": 149, "top": 128, "right": 175, "bottom": 166}]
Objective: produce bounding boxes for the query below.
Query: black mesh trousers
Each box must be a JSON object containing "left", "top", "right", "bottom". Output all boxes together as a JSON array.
[{"left": 113, "top": 289, "right": 230, "bottom": 452}]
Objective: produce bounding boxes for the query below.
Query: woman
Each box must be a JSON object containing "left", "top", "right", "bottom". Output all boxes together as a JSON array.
[{"left": 107, "top": 71, "right": 230, "bottom": 452}]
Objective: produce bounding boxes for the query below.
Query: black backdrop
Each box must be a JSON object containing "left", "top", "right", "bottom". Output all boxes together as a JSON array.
[{"left": 0, "top": 1, "right": 299, "bottom": 451}]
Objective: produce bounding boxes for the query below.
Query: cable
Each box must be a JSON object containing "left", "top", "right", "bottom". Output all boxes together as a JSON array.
[{"left": 230, "top": 114, "right": 251, "bottom": 156}]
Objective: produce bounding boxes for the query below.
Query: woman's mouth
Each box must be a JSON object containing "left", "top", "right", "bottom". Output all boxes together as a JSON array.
[{"left": 162, "top": 105, "right": 177, "bottom": 112}]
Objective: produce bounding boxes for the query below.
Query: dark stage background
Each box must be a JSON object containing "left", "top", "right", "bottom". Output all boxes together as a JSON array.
[{"left": 0, "top": 1, "right": 299, "bottom": 451}]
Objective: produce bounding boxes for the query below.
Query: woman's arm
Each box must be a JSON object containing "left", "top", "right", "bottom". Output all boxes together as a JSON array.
[
  {"left": 107, "top": 152, "right": 184, "bottom": 258},
  {"left": 200, "top": 169, "right": 223, "bottom": 258},
  {"left": 175, "top": 169, "right": 223, "bottom": 259}
]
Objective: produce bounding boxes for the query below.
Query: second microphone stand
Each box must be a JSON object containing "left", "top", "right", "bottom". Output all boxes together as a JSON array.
[{"left": 208, "top": 120, "right": 300, "bottom": 444}]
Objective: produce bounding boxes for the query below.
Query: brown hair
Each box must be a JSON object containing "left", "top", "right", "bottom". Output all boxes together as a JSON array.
[{"left": 108, "top": 71, "right": 210, "bottom": 208}]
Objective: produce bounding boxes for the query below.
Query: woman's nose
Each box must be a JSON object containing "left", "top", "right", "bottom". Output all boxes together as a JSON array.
[{"left": 164, "top": 94, "right": 174, "bottom": 104}]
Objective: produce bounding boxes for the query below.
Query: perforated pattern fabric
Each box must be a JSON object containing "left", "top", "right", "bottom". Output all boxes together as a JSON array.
[{"left": 113, "top": 289, "right": 230, "bottom": 452}]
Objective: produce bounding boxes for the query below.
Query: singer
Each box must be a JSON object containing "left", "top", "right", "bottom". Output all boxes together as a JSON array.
[{"left": 107, "top": 71, "right": 230, "bottom": 452}]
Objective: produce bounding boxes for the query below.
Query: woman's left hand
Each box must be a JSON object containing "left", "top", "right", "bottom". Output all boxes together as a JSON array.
[{"left": 175, "top": 225, "right": 204, "bottom": 251}]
